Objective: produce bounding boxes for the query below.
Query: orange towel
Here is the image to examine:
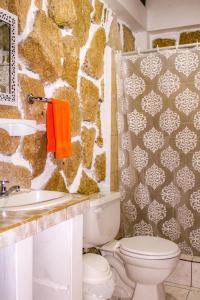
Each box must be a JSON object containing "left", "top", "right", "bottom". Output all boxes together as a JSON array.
[{"left": 47, "top": 98, "right": 72, "bottom": 159}]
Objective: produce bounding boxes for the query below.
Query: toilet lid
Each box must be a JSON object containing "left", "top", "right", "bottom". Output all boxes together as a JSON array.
[
  {"left": 120, "top": 236, "right": 180, "bottom": 259},
  {"left": 83, "top": 253, "right": 112, "bottom": 284}
]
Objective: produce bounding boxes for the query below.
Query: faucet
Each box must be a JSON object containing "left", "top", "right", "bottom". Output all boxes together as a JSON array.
[{"left": 0, "top": 180, "right": 20, "bottom": 197}]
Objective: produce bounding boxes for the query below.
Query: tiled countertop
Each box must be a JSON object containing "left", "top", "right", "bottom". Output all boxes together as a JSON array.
[{"left": 0, "top": 193, "right": 89, "bottom": 249}]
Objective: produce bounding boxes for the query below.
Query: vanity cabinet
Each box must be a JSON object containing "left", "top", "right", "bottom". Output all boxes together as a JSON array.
[
  {"left": 0, "top": 237, "right": 33, "bottom": 300},
  {"left": 0, "top": 214, "right": 83, "bottom": 300},
  {"left": 33, "top": 215, "right": 83, "bottom": 300}
]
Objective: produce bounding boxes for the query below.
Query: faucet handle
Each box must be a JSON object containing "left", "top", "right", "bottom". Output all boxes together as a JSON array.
[
  {"left": 0, "top": 180, "right": 9, "bottom": 184},
  {"left": 0, "top": 180, "right": 9, "bottom": 187},
  {"left": 0, "top": 180, "right": 9, "bottom": 193}
]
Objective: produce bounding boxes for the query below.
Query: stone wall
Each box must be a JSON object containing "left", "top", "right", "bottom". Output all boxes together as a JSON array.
[
  {"left": 0, "top": 0, "right": 135, "bottom": 194},
  {"left": 153, "top": 38, "right": 176, "bottom": 48},
  {"left": 152, "top": 30, "right": 200, "bottom": 48}
]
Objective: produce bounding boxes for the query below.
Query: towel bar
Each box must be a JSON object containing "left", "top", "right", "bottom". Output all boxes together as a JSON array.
[
  {"left": 28, "top": 94, "right": 104, "bottom": 104},
  {"left": 27, "top": 93, "right": 51, "bottom": 104}
]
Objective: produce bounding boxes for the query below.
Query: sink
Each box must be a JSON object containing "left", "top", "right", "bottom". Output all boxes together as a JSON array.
[{"left": 0, "top": 189, "right": 72, "bottom": 211}]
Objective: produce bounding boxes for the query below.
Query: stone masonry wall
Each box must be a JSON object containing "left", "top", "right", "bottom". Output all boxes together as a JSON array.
[
  {"left": 0, "top": 0, "right": 135, "bottom": 194},
  {"left": 152, "top": 30, "right": 200, "bottom": 48}
]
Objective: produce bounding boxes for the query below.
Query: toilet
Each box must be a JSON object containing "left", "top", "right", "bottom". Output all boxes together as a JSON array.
[{"left": 83, "top": 192, "right": 180, "bottom": 300}]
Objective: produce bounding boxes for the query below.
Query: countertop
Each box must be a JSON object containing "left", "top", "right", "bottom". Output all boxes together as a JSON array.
[{"left": 0, "top": 193, "right": 89, "bottom": 249}]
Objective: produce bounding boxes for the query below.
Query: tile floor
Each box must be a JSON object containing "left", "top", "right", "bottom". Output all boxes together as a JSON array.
[
  {"left": 165, "top": 283, "right": 200, "bottom": 300},
  {"left": 166, "top": 255, "right": 200, "bottom": 289}
]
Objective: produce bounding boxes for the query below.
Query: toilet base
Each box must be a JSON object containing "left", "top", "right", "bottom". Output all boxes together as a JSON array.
[{"left": 132, "top": 283, "right": 165, "bottom": 300}]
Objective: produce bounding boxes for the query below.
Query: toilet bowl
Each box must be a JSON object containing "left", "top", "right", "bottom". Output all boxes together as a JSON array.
[
  {"left": 83, "top": 192, "right": 181, "bottom": 300},
  {"left": 118, "top": 236, "right": 180, "bottom": 300}
]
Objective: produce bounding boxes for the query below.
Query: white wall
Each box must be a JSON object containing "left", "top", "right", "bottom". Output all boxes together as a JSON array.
[
  {"left": 147, "top": 0, "right": 200, "bottom": 32},
  {"left": 105, "top": 0, "right": 200, "bottom": 33},
  {"left": 104, "top": 0, "right": 147, "bottom": 31},
  {"left": 135, "top": 31, "right": 149, "bottom": 50}
]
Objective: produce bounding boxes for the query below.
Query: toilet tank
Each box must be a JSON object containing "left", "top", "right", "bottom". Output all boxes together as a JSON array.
[{"left": 83, "top": 192, "right": 121, "bottom": 249}]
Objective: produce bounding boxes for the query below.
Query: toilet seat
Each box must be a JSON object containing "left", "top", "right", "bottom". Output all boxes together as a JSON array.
[{"left": 119, "top": 236, "right": 180, "bottom": 260}]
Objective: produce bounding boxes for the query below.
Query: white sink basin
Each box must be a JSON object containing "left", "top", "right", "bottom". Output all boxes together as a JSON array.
[{"left": 0, "top": 190, "right": 72, "bottom": 211}]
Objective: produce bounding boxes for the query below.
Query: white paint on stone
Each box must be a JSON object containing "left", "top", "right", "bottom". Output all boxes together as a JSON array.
[
  {"left": 31, "top": 153, "right": 56, "bottom": 189},
  {"left": 44, "top": 79, "right": 70, "bottom": 98},
  {"left": 100, "top": 46, "right": 112, "bottom": 191},
  {"left": 77, "top": 22, "right": 100, "bottom": 95},
  {"left": 68, "top": 164, "right": 83, "bottom": 193},
  {"left": 17, "top": 85, "right": 25, "bottom": 119},
  {"left": 37, "top": 124, "right": 46, "bottom": 131},
  {"left": 104, "top": 8, "right": 113, "bottom": 39},
  {"left": 71, "top": 136, "right": 81, "bottom": 143},
  {"left": 59, "top": 170, "right": 69, "bottom": 190},
  {"left": 42, "top": 0, "right": 48, "bottom": 14},
  {"left": 0, "top": 137, "right": 33, "bottom": 171},
  {"left": 74, "top": 12, "right": 115, "bottom": 191},
  {"left": 61, "top": 28, "right": 73, "bottom": 37},
  {"left": 18, "top": 59, "right": 41, "bottom": 80},
  {"left": 0, "top": 154, "right": 12, "bottom": 164},
  {"left": 78, "top": 68, "right": 100, "bottom": 87},
  {"left": 82, "top": 120, "right": 98, "bottom": 129},
  {"left": 5, "top": 0, "right": 125, "bottom": 193},
  {"left": 18, "top": 0, "right": 38, "bottom": 43},
  {"left": 12, "top": 147, "right": 33, "bottom": 172}
]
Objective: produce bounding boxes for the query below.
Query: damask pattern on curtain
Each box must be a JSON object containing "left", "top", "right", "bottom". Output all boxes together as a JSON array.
[{"left": 117, "top": 48, "right": 200, "bottom": 256}]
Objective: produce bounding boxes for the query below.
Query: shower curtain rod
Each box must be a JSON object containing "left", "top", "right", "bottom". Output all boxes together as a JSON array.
[{"left": 122, "top": 42, "right": 200, "bottom": 56}]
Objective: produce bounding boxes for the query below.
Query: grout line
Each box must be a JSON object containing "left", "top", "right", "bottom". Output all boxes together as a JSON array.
[
  {"left": 191, "top": 259, "right": 193, "bottom": 288},
  {"left": 165, "top": 282, "right": 191, "bottom": 290},
  {"left": 181, "top": 258, "right": 193, "bottom": 262},
  {"left": 192, "top": 259, "right": 200, "bottom": 264},
  {"left": 186, "top": 289, "right": 190, "bottom": 300}
]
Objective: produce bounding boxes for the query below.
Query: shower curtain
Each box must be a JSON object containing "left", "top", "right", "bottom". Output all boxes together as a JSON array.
[{"left": 117, "top": 47, "right": 200, "bottom": 256}]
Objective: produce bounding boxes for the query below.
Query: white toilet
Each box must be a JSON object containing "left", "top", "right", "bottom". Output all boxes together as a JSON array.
[{"left": 83, "top": 192, "right": 181, "bottom": 300}]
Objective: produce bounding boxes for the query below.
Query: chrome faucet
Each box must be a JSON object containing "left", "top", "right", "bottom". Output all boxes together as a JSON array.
[{"left": 0, "top": 180, "right": 20, "bottom": 197}]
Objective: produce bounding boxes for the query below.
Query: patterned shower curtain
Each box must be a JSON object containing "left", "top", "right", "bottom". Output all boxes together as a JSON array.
[{"left": 117, "top": 48, "right": 200, "bottom": 256}]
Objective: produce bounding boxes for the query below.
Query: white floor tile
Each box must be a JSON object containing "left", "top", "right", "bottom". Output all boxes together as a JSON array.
[
  {"left": 187, "top": 289, "right": 200, "bottom": 300},
  {"left": 192, "top": 262, "right": 200, "bottom": 288},
  {"left": 166, "top": 260, "right": 191, "bottom": 286},
  {"left": 165, "top": 285, "right": 189, "bottom": 300}
]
